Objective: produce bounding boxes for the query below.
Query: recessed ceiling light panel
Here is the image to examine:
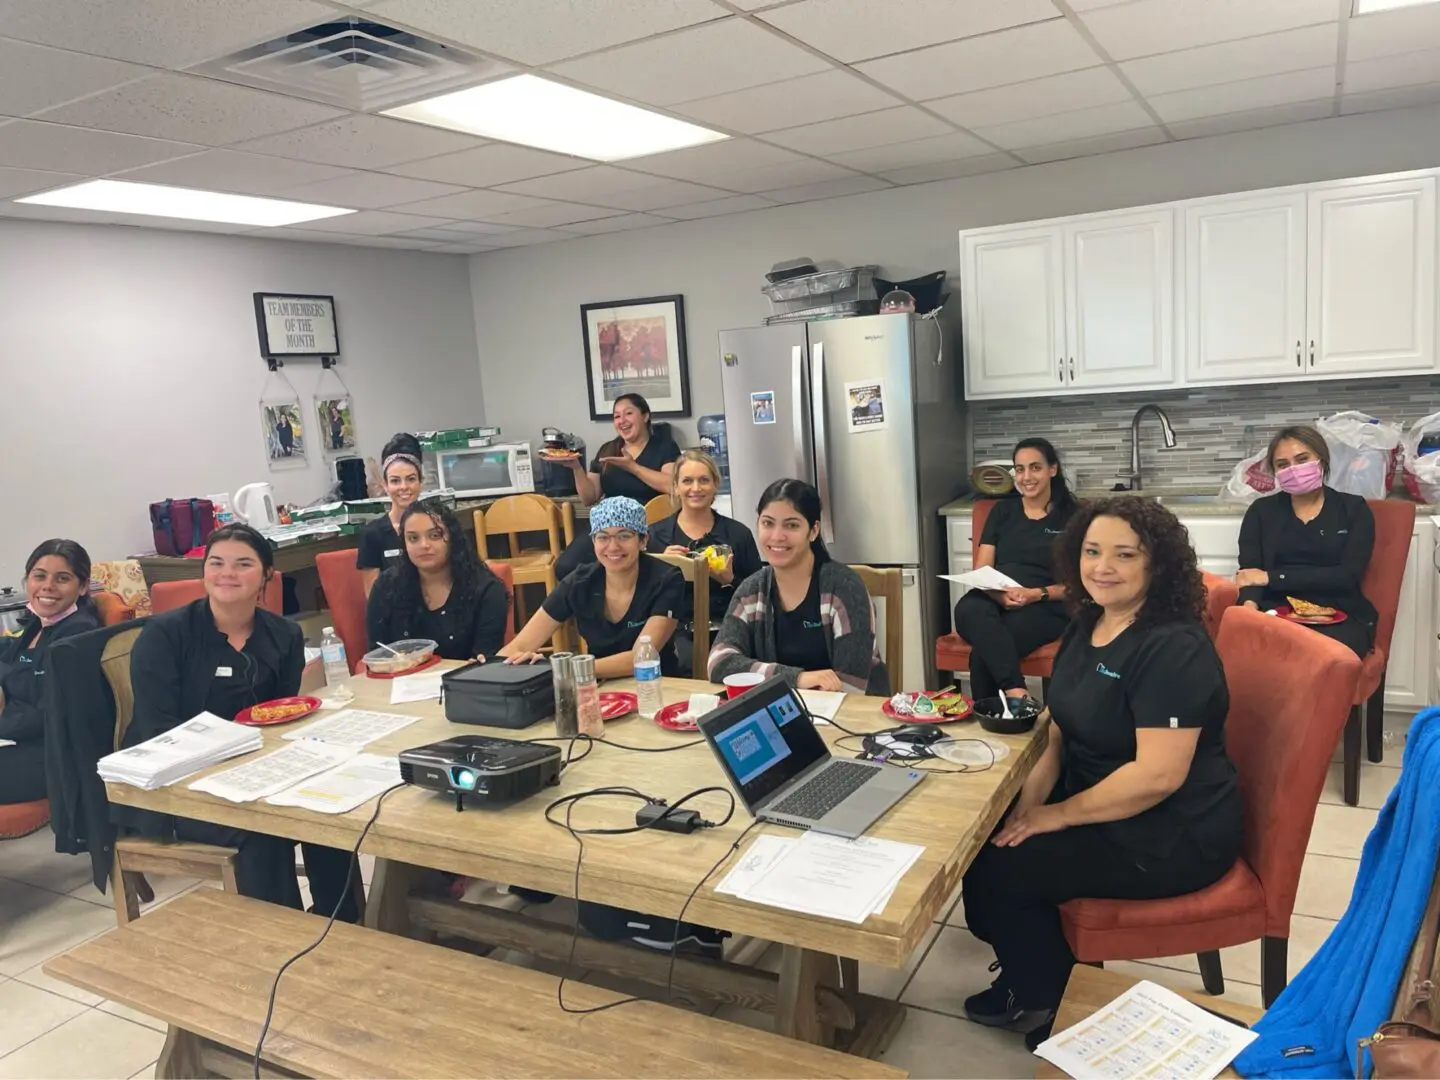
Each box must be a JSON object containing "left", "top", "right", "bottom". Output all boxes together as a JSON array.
[
  {"left": 1353, "top": 0, "right": 1440, "bottom": 14},
  {"left": 383, "top": 74, "right": 728, "bottom": 161},
  {"left": 15, "top": 180, "right": 355, "bottom": 226}
]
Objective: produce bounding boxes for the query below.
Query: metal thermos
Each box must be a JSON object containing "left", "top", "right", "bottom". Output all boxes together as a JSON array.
[
  {"left": 573, "top": 654, "right": 603, "bottom": 738},
  {"left": 550, "top": 652, "right": 577, "bottom": 738}
]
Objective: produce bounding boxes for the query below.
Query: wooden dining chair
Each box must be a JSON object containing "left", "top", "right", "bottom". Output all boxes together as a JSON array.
[
  {"left": 650, "top": 552, "right": 710, "bottom": 677},
  {"left": 850, "top": 565, "right": 903, "bottom": 695},
  {"left": 475, "top": 496, "right": 563, "bottom": 625},
  {"left": 644, "top": 493, "right": 674, "bottom": 526}
]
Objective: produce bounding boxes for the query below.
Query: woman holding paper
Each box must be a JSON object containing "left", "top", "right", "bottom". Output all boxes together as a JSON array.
[
  {"left": 952, "top": 438, "right": 1078, "bottom": 704},
  {"left": 124, "top": 523, "right": 361, "bottom": 921}
]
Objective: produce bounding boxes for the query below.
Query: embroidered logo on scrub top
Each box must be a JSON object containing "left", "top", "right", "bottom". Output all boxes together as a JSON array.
[
  {"left": 626, "top": 620, "right": 646, "bottom": 629},
  {"left": 1043, "top": 528, "right": 1063, "bottom": 535},
  {"left": 1096, "top": 662, "right": 1121, "bottom": 679},
  {"left": 803, "top": 619, "right": 823, "bottom": 629}
]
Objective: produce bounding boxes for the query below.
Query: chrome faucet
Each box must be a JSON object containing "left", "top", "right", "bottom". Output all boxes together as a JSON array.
[{"left": 1128, "top": 404, "right": 1177, "bottom": 491}]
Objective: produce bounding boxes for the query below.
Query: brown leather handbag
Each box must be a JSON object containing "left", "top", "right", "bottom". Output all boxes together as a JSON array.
[{"left": 1359, "top": 862, "right": 1440, "bottom": 1078}]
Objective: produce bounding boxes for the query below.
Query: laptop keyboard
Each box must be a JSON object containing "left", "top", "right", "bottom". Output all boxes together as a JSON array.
[{"left": 769, "top": 760, "right": 878, "bottom": 820}]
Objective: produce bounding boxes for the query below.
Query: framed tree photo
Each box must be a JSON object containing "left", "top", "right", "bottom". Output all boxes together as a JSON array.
[{"left": 580, "top": 294, "right": 690, "bottom": 420}]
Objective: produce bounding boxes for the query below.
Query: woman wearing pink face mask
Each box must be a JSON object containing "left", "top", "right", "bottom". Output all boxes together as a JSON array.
[{"left": 1234, "top": 425, "right": 1376, "bottom": 656}]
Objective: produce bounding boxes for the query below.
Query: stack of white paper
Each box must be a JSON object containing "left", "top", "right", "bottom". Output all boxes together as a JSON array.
[
  {"left": 188, "top": 741, "right": 355, "bottom": 804},
  {"left": 717, "top": 831, "right": 923, "bottom": 923},
  {"left": 940, "top": 566, "right": 1023, "bottom": 590},
  {"left": 97, "top": 713, "right": 262, "bottom": 790},
  {"left": 797, "top": 690, "right": 846, "bottom": 724},
  {"left": 281, "top": 708, "right": 423, "bottom": 748},
  {"left": 389, "top": 672, "right": 443, "bottom": 705},
  {"left": 266, "top": 754, "right": 402, "bottom": 814}
]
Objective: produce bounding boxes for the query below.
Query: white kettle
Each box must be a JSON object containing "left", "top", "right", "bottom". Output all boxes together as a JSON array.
[{"left": 232, "top": 483, "right": 280, "bottom": 529}]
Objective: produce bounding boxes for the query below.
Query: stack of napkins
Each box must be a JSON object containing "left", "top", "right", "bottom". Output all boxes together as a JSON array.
[{"left": 98, "top": 713, "right": 262, "bottom": 790}]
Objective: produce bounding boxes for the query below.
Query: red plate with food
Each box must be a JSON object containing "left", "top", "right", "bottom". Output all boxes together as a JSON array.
[
  {"left": 1273, "top": 605, "right": 1348, "bottom": 626},
  {"left": 236, "top": 696, "right": 322, "bottom": 726},
  {"left": 364, "top": 654, "right": 443, "bottom": 679},
  {"left": 538, "top": 448, "right": 581, "bottom": 461},
  {"left": 599, "top": 691, "right": 637, "bottom": 721},
  {"left": 653, "top": 700, "right": 699, "bottom": 731},
  {"left": 881, "top": 690, "right": 973, "bottom": 723}
]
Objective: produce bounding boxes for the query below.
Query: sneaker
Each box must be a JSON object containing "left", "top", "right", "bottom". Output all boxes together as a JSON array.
[
  {"left": 1025, "top": 1015, "right": 1056, "bottom": 1052},
  {"left": 964, "top": 962, "right": 1025, "bottom": 1027}
]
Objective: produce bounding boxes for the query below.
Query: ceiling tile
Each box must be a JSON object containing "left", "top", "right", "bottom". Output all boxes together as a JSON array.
[
  {"left": 727, "top": 0, "right": 788, "bottom": 8},
  {"left": 1345, "top": 48, "right": 1440, "bottom": 96},
  {"left": 1013, "top": 125, "right": 1168, "bottom": 164},
  {"left": 278, "top": 172, "right": 467, "bottom": 209},
  {"left": 291, "top": 209, "right": 449, "bottom": 235},
  {"left": 477, "top": 201, "right": 625, "bottom": 228},
  {"left": 758, "top": 174, "right": 892, "bottom": 203},
  {"left": 1148, "top": 67, "right": 1337, "bottom": 123},
  {"left": 480, "top": 227, "right": 575, "bottom": 246},
  {"left": 34, "top": 73, "right": 345, "bottom": 146},
  {"left": 591, "top": 179, "right": 737, "bottom": 210},
  {"left": 826, "top": 132, "right": 992, "bottom": 172},
  {"left": 385, "top": 188, "right": 552, "bottom": 219},
  {"left": 0, "top": 166, "right": 83, "bottom": 199},
  {"left": 386, "top": 143, "right": 588, "bottom": 186},
  {"left": 562, "top": 213, "right": 674, "bottom": 234},
  {"left": 245, "top": 226, "right": 353, "bottom": 244},
  {"left": 926, "top": 68, "right": 1133, "bottom": 128},
  {"left": 856, "top": 20, "right": 1101, "bottom": 101},
  {"left": 973, "top": 100, "right": 1155, "bottom": 149},
  {"left": 1168, "top": 98, "right": 1334, "bottom": 140},
  {"left": 325, "top": 234, "right": 447, "bottom": 249},
  {"left": 1079, "top": 0, "right": 1338, "bottom": 61},
  {"left": 0, "top": 0, "right": 338, "bottom": 67},
  {"left": 1067, "top": 0, "right": 1130, "bottom": 8},
  {"left": 758, "top": 0, "right": 1061, "bottom": 63},
  {"left": 762, "top": 107, "right": 953, "bottom": 156},
  {"left": 111, "top": 149, "right": 353, "bottom": 195},
  {"left": 392, "top": 226, "right": 483, "bottom": 242},
  {"left": 548, "top": 19, "right": 829, "bottom": 105},
  {"left": 702, "top": 158, "right": 856, "bottom": 192},
  {"left": 1120, "top": 24, "right": 1338, "bottom": 97},
  {"left": 432, "top": 220, "right": 523, "bottom": 235},
  {"left": 621, "top": 138, "right": 803, "bottom": 180},
  {"left": 878, "top": 153, "right": 1014, "bottom": 184},
  {"left": 661, "top": 194, "right": 777, "bottom": 218},
  {"left": 0, "top": 40, "right": 148, "bottom": 118},
  {"left": 1348, "top": 3, "right": 1440, "bottom": 63},
  {"left": 675, "top": 70, "right": 901, "bottom": 134},
  {"left": 1341, "top": 82, "right": 1440, "bottom": 115},
  {"left": 365, "top": 0, "right": 727, "bottom": 65},
  {"left": 233, "top": 114, "right": 486, "bottom": 168},
  {"left": 493, "top": 165, "right": 663, "bottom": 200},
  {"left": 0, "top": 119, "right": 199, "bottom": 174}
]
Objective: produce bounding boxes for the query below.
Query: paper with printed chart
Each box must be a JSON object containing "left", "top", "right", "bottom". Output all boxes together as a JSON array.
[
  {"left": 97, "top": 713, "right": 262, "bottom": 789},
  {"left": 717, "top": 834, "right": 899, "bottom": 916},
  {"left": 1034, "top": 980, "right": 1255, "bottom": 1080},
  {"left": 188, "top": 741, "right": 355, "bottom": 803},
  {"left": 265, "top": 754, "right": 401, "bottom": 814},
  {"left": 736, "top": 831, "right": 921, "bottom": 923},
  {"left": 281, "top": 708, "right": 423, "bottom": 748}
]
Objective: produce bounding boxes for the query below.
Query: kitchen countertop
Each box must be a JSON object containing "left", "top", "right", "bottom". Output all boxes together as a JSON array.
[{"left": 939, "top": 489, "right": 1440, "bottom": 517}]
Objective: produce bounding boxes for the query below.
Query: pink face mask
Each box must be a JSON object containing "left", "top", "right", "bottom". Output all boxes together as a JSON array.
[
  {"left": 27, "top": 601, "right": 78, "bottom": 627},
  {"left": 1276, "top": 460, "right": 1324, "bottom": 495}
]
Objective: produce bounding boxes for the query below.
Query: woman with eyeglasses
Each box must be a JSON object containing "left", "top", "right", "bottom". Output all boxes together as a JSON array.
[
  {"left": 952, "top": 438, "right": 1079, "bottom": 704},
  {"left": 499, "top": 497, "right": 684, "bottom": 676}
]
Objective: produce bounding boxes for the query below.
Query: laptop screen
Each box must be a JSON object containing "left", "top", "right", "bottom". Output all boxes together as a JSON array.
[{"left": 700, "top": 677, "right": 830, "bottom": 810}]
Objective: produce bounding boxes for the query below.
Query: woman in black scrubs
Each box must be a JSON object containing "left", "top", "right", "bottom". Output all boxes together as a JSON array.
[
  {"left": 1235, "top": 425, "right": 1376, "bottom": 656},
  {"left": 0, "top": 540, "right": 100, "bottom": 806},
  {"left": 366, "top": 500, "right": 510, "bottom": 661},
  {"left": 357, "top": 432, "right": 424, "bottom": 597},
  {"left": 499, "top": 497, "right": 684, "bottom": 676},
  {"left": 126, "top": 524, "right": 360, "bottom": 920},
  {"left": 961, "top": 498, "right": 1241, "bottom": 1050},
  {"left": 952, "top": 438, "right": 1077, "bottom": 703}
]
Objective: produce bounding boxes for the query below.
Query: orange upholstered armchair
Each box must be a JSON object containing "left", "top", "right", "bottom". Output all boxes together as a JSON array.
[
  {"left": 1058, "top": 605, "right": 1362, "bottom": 1006},
  {"left": 149, "top": 576, "right": 283, "bottom": 616},
  {"left": 315, "top": 550, "right": 368, "bottom": 675},
  {"left": 1201, "top": 572, "right": 1238, "bottom": 641}
]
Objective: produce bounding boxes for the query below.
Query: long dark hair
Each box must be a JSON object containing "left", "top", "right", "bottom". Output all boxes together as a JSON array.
[
  {"left": 597, "top": 393, "right": 653, "bottom": 461},
  {"left": 756, "top": 478, "right": 829, "bottom": 564},
  {"left": 25, "top": 539, "right": 94, "bottom": 613},
  {"left": 390, "top": 499, "right": 499, "bottom": 628},
  {"left": 204, "top": 524, "right": 274, "bottom": 574},
  {"left": 1011, "top": 437, "right": 1077, "bottom": 520}
]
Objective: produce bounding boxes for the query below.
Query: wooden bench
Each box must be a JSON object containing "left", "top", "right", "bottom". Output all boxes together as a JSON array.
[{"left": 44, "top": 890, "right": 906, "bottom": 1080}]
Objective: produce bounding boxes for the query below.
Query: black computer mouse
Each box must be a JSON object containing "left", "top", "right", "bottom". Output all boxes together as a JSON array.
[{"left": 892, "top": 723, "right": 946, "bottom": 746}]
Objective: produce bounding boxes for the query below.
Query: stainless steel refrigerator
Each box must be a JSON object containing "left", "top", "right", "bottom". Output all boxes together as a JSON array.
[{"left": 717, "top": 313, "right": 967, "bottom": 690}]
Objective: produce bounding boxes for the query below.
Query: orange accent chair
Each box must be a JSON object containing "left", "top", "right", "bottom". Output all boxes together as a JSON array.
[
  {"left": 0, "top": 799, "right": 49, "bottom": 840},
  {"left": 1201, "top": 572, "right": 1238, "bottom": 641},
  {"left": 487, "top": 561, "right": 517, "bottom": 646},
  {"left": 315, "top": 550, "right": 368, "bottom": 675},
  {"left": 1058, "top": 604, "right": 1362, "bottom": 1006},
  {"left": 149, "top": 575, "right": 283, "bottom": 616}
]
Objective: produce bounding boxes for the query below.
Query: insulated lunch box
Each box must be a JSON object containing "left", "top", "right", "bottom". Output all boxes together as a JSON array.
[{"left": 441, "top": 661, "right": 556, "bottom": 729}]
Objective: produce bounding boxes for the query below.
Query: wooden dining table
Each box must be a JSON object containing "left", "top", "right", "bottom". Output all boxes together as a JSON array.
[{"left": 105, "top": 670, "right": 1043, "bottom": 1056}]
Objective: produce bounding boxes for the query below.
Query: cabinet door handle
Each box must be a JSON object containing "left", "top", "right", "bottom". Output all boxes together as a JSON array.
[
  {"left": 1069, "top": 358, "right": 1075, "bottom": 382},
  {"left": 1309, "top": 340, "right": 1315, "bottom": 366},
  {"left": 1058, "top": 358, "right": 1064, "bottom": 383},
  {"left": 1295, "top": 340, "right": 1301, "bottom": 368}
]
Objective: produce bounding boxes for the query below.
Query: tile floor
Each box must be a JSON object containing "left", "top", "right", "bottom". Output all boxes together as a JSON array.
[{"left": 0, "top": 755, "right": 1396, "bottom": 1078}]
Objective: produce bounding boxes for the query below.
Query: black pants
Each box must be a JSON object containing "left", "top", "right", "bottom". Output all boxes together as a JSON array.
[
  {"left": 1308, "top": 617, "right": 1374, "bottom": 658},
  {"left": 953, "top": 592, "right": 1069, "bottom": 701},
  {"left": 0, "top": 741, "right": 47, "bottom": 804},
  {"left": 173, "top": 817, "right": 361, "bottom": 922},
  {"left": 963, "top": 803, "right": 1236, "bottom": 1011}
]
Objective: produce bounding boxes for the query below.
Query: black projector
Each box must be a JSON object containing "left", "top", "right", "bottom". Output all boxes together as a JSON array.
[{"left": 398, "top": 735, "right": 562, "bottom": 810}]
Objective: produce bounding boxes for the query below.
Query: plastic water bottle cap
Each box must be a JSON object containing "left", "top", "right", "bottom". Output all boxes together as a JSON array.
[
  {"left": 638, "top": 635, "right": 651, "bottom": 643},
  {"left": 323, "top": 626, "right": 335, "bottom": 635}
]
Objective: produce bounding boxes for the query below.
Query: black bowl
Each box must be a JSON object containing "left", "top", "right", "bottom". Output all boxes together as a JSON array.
[{"left": 972, "top": 695, "right": 1042, "bottom": 735}]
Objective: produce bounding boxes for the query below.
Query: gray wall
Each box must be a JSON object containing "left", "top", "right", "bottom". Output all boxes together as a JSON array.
[
  {"left": 469, "top": 102, "right": 1440, "bottom": 457},
  {"left": 0, "top": 219, "right": 484, "bottom": 585}
]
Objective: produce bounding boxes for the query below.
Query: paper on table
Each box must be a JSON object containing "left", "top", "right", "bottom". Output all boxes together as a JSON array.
[
  {"left": 265, "top": 754, "right": 402, "bottom": 815},
  {"left": 389, "top": 671, "right": 443, "bottom": 705},
  {"left": 0, "top": 739, "right": 15, "bottom": 748},
  {"left": 283, "top": 708, "right": 423, "bottom": 749},
  {"left": 1035, "top": 980, "right": 1256, "bottom": 1080},
  {"left": 188, "top": 741, "right": 354, "bottom": 803},
  {"left": 940, "top": 566, "right": 1022, "bottom": 591},
  {"left": 716, "top": 834, "right": 900, "bottom": 916},
  {"left": 740, "top": 831, "right": 924, "bottom": 924},
  {"left": 798, "top": 690, "right": 845, "bottom": 724}
]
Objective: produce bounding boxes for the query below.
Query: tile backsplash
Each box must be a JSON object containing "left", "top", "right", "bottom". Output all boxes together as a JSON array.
[{"left": 969, "top": 375, "right": 1440, "bottom": 491}]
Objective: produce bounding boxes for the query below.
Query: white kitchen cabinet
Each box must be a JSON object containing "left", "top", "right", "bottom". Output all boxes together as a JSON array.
[
  {"left": 945, "top": 515, "right": 973, "bottom": 625},
  {"left": 1178, "top": 515, "right": 1245, "bottom": 578},
  {"left": 1184, "top": 194, "right": 1307, "bottom": 384},
  {"left": 1307, "top": 177, "right": 1437, "bottom": 377},
  {"left": 960, "top": 227, "right": 1066, "bottom": 398},
  {"left": 1385, "top": 518, "right": 1434, "bottom": 714}
]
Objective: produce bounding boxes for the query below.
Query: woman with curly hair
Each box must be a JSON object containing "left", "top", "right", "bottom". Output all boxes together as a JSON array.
[
  {"left": 960, "top": 498, "right": 1242, "bottom": 1050},
  {"left": 365, "top": 499, "right": 510, "bottom": 661}
]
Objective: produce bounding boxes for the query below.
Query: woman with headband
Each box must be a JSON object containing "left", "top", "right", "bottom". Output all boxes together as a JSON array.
[{"left": 357, "top": 432, "right": 424, "bottom": 597}]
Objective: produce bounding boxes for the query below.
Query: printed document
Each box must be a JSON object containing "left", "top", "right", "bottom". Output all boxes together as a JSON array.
[
  {"left": 97, "top": 713, "right": 261, "bottom": 790},
  {"left": 718, "top": 834, "right": 899, "bottom": 915},
  {"left": 940, "top": 566, "right": 1023, "bottom": 591},
  {"left": 389, "top": 671, "right": 443, "bottom": 705},
  {"left": 282, "top": 708, "right": 423, "bottom": 749},
  {"left": 266, "top": 754, "right": 401, "bottom": 814},
  {"left": 739, "top": 831, "right": 923, "bottom": 923},
  {"left": 798, "top": 690, "right": 845, "bottom": 723},
  {"left": 189, "top": 741, "right": 354, "bottom": 803}
]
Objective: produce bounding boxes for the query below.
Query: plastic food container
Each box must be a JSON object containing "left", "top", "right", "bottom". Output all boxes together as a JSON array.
[
  {"left": 363, "top": 638, "right": 439, "bottom": 675},
  {"left": 972, "top": 696, "right": 1042, "bottom": 735}
]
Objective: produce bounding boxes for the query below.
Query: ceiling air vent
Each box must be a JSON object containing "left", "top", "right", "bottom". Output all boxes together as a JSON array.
[{"left": 192, "top": 19, "right": 510, "bottom": 112}]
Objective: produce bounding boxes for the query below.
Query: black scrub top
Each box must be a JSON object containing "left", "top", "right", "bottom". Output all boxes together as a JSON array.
[
  {"left": 356, "top": 515, "right": 403, "bottom": 574},
  {"left": 980, "top": 498, "right": 1070, "bottom": 590},
  {"left": 543, "top": 557, "right": 686, "bottom": 675},
  {"left": 0, "top": 607, "right": 101, "bottom": 744},
  {"left": 127, "top": 599, "right": 305, "bottom": 745},
  {"left": 772, "top": 567, "right": 831, "bottom": 674},
  {"left": 1046, "top": 618, "right": 1241, "bottom": 861},
  {"left": 589, "top": 432, "right": 681, "bottom": 504},
  {"left": 646, "top": 511, "right": 762, "bottom": 622},
  {"left": 365, "top": 568, "right": 509, "bottom": 661}
]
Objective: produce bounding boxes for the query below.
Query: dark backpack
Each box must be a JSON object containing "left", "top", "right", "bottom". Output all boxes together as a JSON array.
[{"left": 149, "top": 498, "right": 216, "bottom": 556}]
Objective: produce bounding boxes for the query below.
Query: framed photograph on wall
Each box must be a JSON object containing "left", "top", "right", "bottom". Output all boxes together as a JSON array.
[
  {"left": 580, "top": 294, "right": 691, "bottom": 420},
  {"left": 261, "top": 401, "right": 306, "bottom": 469}
]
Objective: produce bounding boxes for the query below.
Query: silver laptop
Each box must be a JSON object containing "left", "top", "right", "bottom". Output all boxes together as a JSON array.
[{"left": 698, "top": 675, "right": 923, "bottom": 839}]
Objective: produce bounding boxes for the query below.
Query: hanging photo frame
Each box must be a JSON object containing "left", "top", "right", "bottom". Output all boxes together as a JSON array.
[
  {"left": 313, "top": 361, "right": 356, "bottom": 458},
  {"left": 260, "top": 366, "right": 306, "bottom": 471}
]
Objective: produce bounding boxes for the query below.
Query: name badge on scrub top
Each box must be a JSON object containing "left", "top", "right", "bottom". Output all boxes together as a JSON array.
[
  {"left": 384, "top": 549, "right": 401, "bottom": 558},
  {"left": 215, "top": 666, "right": 233, "bottom": 677}
]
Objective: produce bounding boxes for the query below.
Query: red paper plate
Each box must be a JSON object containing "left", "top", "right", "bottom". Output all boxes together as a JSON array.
[
  {"left": 653, "top": 700, "right": 698, "bottom": 731},
  {"left": 881, "top": 692, "right": 973, "bottom": 724},
  {"left": 1273, "top": 605, "right": 1348, "bottom": 626},
  {"left": 236, "top": 696, "right": 322, "bottom": 726},
  {"left": 599, "top": 691, "right": 637, "bottom": 721},
  {"left": 365, "top": 654, "right": 443, "bottom": 679}
]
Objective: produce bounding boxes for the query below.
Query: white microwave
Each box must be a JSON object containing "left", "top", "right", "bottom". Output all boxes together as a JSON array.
[{"left": 435, "top": 441, "right": 534, "bottom": 497}]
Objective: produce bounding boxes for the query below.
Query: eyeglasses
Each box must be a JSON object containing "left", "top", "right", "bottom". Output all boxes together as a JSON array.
[{"left": 593, "top": 530, "right": 639, "bottom": 545}]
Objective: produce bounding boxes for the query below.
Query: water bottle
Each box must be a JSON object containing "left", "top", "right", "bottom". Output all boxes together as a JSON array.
[
  {"left": 320, "top": 627, "right": 350, "bottom": 691},
  {"left": 634, "top": 636, "right": 663, "bottom": 719}
]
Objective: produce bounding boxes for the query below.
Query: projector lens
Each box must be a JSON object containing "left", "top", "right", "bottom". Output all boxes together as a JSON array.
[{"left": 453, "top": 768, "right": 477, "bottom": 790}]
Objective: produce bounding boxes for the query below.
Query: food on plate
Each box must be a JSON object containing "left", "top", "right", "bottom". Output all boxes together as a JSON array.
[
  {"left": 1287, "top": 596, "right": 1337, "bottom": 619},
  {"left": 538, "top": 448, "right": 580, "bottom": 460},
  {"left": 930, "top": 689, "right": 972, "bottom": 718},
  {"left": 250, "top": 700, "right": 311, "bottom": 723}
]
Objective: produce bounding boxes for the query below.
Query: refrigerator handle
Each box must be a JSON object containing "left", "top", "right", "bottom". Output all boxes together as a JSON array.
[
  {"left": 810, "top": 342, "right": 836, "bottom": 545},
  {"left": 790, "top": 344, "right": 807, "bottom": 479}
]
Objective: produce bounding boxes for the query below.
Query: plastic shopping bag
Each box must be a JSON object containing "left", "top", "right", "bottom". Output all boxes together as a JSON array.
[
  {"left": 1315, "top": 411, "right": 1401, "bottom": 499},
  {"left": 1219, "top": 450, "right": 1276, "bottom": 504},
  {"left": 1402, "top": 411, "right": 1440, "bottom": 503}
]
